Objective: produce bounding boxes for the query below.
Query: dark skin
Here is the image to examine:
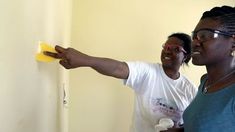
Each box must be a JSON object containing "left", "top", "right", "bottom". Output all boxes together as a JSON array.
[
  {"left": 165, "top": 18, "right": 235, "bottom": 132},
  {"left": 44, "top": 36, "right": 188, "bottom": 131},
  {"left": 191, "top": 18, "right": 235, "bottom": 93},
  {"left": 44, "top": 36, "right": 188, "bottom": 80},
  {"left": 161, "top": 37, "right": 187, "bottom": 79}
]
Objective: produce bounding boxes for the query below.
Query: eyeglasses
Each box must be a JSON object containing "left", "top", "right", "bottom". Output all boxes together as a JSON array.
[
  {"left": 192, "top": 28, "right": 233, "bottom": 42},
  {"left": 162, "top": 44, "right": 187, "bottom": 54}
]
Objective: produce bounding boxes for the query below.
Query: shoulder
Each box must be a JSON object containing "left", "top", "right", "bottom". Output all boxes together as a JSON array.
[
  {"left": 126, "top": 61, "right": 160, "bottom": 70},
  {"left": 180, "top": 75, "right": 196, "bottom": 87},
  {"left": 180, "top": 75, "right": 197, "bottom": 93}
]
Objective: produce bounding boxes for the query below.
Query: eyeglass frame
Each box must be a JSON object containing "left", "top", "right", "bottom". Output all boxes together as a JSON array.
[
  {"left": 162, "top": 43, "right": 187, "bottom": 54},
  {"left": 192, "top": 28, "right": 233, "bottom": 42}
]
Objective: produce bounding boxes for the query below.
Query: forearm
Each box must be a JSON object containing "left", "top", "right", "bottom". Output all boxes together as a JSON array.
[
  {"left": 44, "top": 46, "right": 129, "bottom": 78},
  {"left": 87, "top": 56, "right": 129, "bottom": 79}
]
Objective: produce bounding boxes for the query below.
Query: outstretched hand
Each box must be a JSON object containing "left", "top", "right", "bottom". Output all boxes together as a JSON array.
[
  {"left": 44, "top": 45, "right": 66, "bottom": 59},
  {"left": 44, "top": 45, "right": 90, "bottom": 69}
]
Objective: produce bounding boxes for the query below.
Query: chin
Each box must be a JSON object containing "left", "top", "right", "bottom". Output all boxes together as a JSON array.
[
  {"left": 162, "top": 63, "right": 174, "bottom": 68},
  {"left": 192, "top": 60, "right": 204, "bottom": 66}
]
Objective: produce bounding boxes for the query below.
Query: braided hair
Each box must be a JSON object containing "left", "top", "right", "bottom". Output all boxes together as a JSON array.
[{"left": 201, "top": 6, "right": 235, "bottom": 35}]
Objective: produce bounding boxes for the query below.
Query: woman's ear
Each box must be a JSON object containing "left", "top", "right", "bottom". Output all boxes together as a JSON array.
[
  {"left": 182, "top": 58, "right": 186, "bottom": 63},
  {"left": 232, "top": 35, "right": 235, "bottom": 48},
  {"left": 183, "top": 54, "right": 190, "bottom": 63},
  {"left": 231, "top": 35, "right": 235, "bottom": 57},
  {"left": 232, "top": 35, "right": 235, "bottom": 44}
]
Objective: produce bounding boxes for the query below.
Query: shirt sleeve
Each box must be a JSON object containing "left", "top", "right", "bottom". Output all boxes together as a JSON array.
[{"left": 123, "top": 61, "right": 151, "bottom": 91}]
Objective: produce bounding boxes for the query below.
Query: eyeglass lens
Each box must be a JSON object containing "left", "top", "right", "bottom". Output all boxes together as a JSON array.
[
  {"left": 192, "top": 30, "right": 218, "bottom": 42},
  {"left": 162, "top": 44, "right": 186, "bottom": 53}
]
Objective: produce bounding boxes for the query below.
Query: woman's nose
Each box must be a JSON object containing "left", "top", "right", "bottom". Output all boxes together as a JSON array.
[{"left": 192, "top": 39, "right": 201, "bottom": 47}]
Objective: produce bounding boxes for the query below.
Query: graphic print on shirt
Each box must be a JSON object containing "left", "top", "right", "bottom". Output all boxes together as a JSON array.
[{"left": 151, "top": 98, "right": 183, "bottom": 123}]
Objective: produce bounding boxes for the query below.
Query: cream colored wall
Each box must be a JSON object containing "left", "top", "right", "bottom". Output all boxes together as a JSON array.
[
  {"left": 69, "top": 1, "right": 234, "bottom": 132},
  {"left": 0, "top": 0, "right": 71, "bottom": 132}
]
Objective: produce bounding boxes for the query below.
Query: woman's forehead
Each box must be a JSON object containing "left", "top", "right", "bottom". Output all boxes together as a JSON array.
[
  {"left": 194, "top": 18, "right": 221, "bottom": 31},
  {"left": 165, "top": 37, "right": 184, "bottom": 46}
]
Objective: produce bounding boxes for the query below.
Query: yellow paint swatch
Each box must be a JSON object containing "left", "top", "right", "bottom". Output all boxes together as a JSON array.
[{"left": 35, "top": 42, "right": 57, "bottom": 62}]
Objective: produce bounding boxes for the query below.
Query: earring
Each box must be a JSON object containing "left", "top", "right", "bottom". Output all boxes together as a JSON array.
[{"left": 231, "top": 51, "right": 235, "bottom": 57}]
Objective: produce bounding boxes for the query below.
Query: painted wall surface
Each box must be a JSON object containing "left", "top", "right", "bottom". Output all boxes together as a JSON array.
[
  {"left": 70, "top": 1, "right": 234, "bottom": 132},
  {"left": 0, "top": 0, "right": 71, "bottom": 132}
]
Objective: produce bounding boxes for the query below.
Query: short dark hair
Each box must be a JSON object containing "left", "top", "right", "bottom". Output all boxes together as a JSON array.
[
  {"left": 201, "top": 6, "right": 235, "bottom": 35},
  {"left": 168, "top": 33, "right": 192, "bottom": 65}
]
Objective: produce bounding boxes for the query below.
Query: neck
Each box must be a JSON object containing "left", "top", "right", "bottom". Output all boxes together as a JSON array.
[
  {"left": 163, "top": 66, "right": 180, "bottom": 80},
  {"left": 206, "top": 64, "right": 235, "bottom": 84}
]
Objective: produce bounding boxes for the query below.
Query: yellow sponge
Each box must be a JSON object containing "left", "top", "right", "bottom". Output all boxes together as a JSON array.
[{"left": 35, "top": 42, "right": 57, "bottom": 62}]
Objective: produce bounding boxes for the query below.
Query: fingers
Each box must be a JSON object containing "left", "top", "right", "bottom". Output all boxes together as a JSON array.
[
  {"left": 59, "top": 59, "right": 71, "bottom": 69},
  {"left": 43, "top": 51, "right": 63, "bottom": 59},
  {"left": 55, "top": 45, "right": 66, "bottom": 53},
  {"left": 44, "top": 45, "right": 74, "bottom": 69},
  {"left": 44, "top": 51, "right": 58, "bottom": 58},
  {"left": 43, "top": 45, "right": 66, "bottom": 59}
]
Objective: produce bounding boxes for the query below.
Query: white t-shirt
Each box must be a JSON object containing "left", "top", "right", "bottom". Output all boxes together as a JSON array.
[{"left": 124, "top": 62, "right": 197, "bottom": 132}]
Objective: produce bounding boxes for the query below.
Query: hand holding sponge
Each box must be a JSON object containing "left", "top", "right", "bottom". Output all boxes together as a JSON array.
[{"left": 35, "top": 42, "right": 57, "bottom": 62}]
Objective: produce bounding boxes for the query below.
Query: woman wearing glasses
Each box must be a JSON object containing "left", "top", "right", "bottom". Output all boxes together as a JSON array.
[
  {"left": 44, "top": 33, "right": 197, "bottom": 132},
  {"left": 182, "top": 6, "right": 235, "bottom": 132}
]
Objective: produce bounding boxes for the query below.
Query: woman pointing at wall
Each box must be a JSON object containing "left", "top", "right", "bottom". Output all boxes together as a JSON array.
[{"left": 44, "top": 33, "right": 197, "bottom": 132}]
